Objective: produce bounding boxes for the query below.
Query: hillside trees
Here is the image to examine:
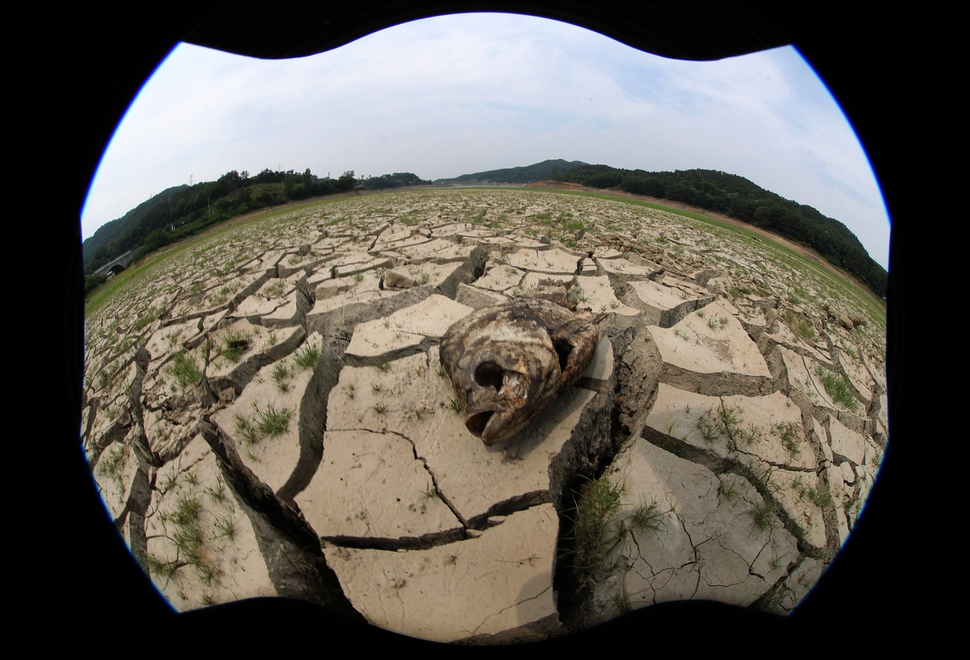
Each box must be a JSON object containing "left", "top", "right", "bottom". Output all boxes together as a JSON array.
[{"left": 336, "top": 170, "right": 358, "bottom": 192}]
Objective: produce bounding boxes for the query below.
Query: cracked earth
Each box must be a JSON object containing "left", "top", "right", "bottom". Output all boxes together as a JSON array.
[{"left": 83, "top": 188, "right": 887, "bottom": 643}]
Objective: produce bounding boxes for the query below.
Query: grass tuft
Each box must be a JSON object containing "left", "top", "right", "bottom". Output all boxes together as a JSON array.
[
  {"left": 294, "top": 343, "right": 320, "bottom": 369},
  {"left": 816, "top": 365, "right": 858, "bottom": 411},
  {"left": 570, "top": 477, "right": 625, "bottom": 578},
  {"left": 170, "top": 352, "right": 202, "bottom": 389},
  {"left": 253, "top": 401, "right": 292, "bottom": 437}
]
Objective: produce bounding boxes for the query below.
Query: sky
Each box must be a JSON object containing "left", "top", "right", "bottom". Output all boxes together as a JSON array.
[{"left": 80, "top": 12, "right": 890, "bottom": 270}]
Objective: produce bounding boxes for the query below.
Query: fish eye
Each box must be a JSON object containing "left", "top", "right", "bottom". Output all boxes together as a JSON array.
[{"left": 474, "top": 361, "right": 504, "bottom": 391}]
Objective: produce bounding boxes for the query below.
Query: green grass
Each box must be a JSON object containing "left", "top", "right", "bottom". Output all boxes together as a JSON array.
[
  {"left": 234, "top": 412, "right": 259, "bottom": 443},
  {"left": 98, "top": 445, "right": 128, "bottom": 491},
  {"left": 204, "top": 480, "right": 227, "bottom": 504},
  {"left": 272, "top": 362, "right": 291, "bottom": 392},
  {"left": 719, "top": 481, "right": 738, "bottom": 501},
  {"left": 220, "top": 329, "right": 251, "bottom": 363},
  {"left": 781, "top": 309, "right": 816, "bottom": 341},
  {"left": 170, "top": 351, "right": 202, "bottom": 389},
  {"left": 806, "top": 487, "right": 833, "bottom": 509},
  {"left": 751, "top": 500, "right": 775, "bottom": 530},
  {"left": 253, "top": 402, "right": 292, "bottom": 437},
  {"left": 132, "top": 307, "right": 158, "bottom": 333},
  {"left": 626, "top": 498, "right": 666, "bottom": 534},
  {"left": 233, "top": 401, "right": 292, "bottom": 442},
  {"left": 775, "top": 422, "right": 802, "bottom": 458},
  {"left": 294, "top": 343, "right": 320, "bottom": 369},
  {"left": 816, "top": 365, "right": 858, "bottom": 411},
  {"left": 214, "top": 514, "right": 236, "bottom": 540},
  {"left": 570, "top": 477, "right": 625, "bottom": 578}
]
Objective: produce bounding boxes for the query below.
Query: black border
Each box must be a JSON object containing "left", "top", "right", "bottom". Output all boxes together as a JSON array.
[{"left": 54, "top": 1, "right": 923, "bottom": 652}]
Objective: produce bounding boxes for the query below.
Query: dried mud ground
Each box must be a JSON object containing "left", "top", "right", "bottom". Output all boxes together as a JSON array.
[{"left": 82, "top": 187, "right": 887, "bottom": 644}]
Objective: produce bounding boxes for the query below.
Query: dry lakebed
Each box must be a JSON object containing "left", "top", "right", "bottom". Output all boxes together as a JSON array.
[{"left": 82, "top": 187, "right": 887, "bottom": 643}]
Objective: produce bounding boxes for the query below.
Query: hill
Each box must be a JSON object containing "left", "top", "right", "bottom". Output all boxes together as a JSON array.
[{"left": 436, "top": 159, "right": 587, "bottom": 184}]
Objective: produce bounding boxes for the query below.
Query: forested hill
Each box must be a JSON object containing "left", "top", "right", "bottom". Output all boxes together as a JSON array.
[
  {"left": 82, "top": 169, "right": 427, "bottom": 276},
  {"left": 83, "top": 184, "right": 188, "bottom": 269},
  {"left": 553, "top": 165, "right": 887, "bottom": 297},
  {"left": 437, "top": 159, "right": 587, "bottom": 184}
]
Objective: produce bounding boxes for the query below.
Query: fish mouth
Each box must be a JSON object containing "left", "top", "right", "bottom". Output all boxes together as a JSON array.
[
  {"left": 465, "top": 409, "right": 531, "bottom": 445},
  {"left": 465, "top": 410, "right": 495, "bottom": 437}
]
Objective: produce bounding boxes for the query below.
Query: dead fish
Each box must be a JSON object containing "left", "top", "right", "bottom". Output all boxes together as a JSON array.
[{"left": 439, "top": 298, "right": 599, "bottom": 445}]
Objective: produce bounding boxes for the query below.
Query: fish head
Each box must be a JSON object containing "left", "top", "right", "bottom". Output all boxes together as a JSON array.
[{"left": 440, "top": 299, "right": 599, "bottom": 445}]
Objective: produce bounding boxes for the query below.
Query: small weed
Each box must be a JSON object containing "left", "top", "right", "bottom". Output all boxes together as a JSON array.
[
  {"left": 194, "top": 561, "right": 220, "bottom": 586},
  {"left": 373, "top": 402, "right": 388, "bottom": 415},
  {"left": 267, "top": 331, "right": 278, "bottom": 347},
  {"left": 436, "top": 367, "right": 446, "bottom": 378},
  {"left": 570, "top": 477, "right": 625, "bottom": 578},
  {"left": 221, "top": 329, "right": 252, "bottom": 363},
  {"left": 751, "top": 501, "right": 775, "bottom": 530},
  {"left": 626, "top": 498, "right": 665, "bottom": 534},
  {"left": 418, "top": 272, "right": 430, "bottom": 286},
  {"left": 352, "top": 271, "right": 364, "bottom": 285},
  {"left": 807, "top": 487, "right": 833, "bottom": 509},
  {"left": 409, "top": 405, "right": 433, "bottom": 421},
  {"left": 421, "top": 484, "right": 438, "bottom": 500},
  {"left": 183, "top": 471, "right": 198, "bottom": 486},
  {"left": 751, "top": 466, "right": 774, "bottom": 494},
  {"left": 272, "top": 362, "right": 291, "bottom": 392},
  {"left": 146, "top": 553, "right": 178, "bottom": 579},
  {"left": 775, "top": 422, "right": 802, "bottom": 458},
  {"left": 719, "top": 481, "right": 738, "bottom": 501},
  {"left": 372, "top": 383, "right": 382, "bottom": 393},
  {"left": 204, "top": 480, "right": 226, "bottom": 503},
  {"left": 214, "top": 515, "right": 236, "bottom": 540},
  {"left": 170, "top": 352, "right": 202, "bottom": 389},
  {"left": 161, "top": 471, "right": 179, "bottom": 492},
  {"left": 448, "top": 398, "right": 461, "bottom": 414},
  {"left": 294, "top": 343, "right": 320, "bottom": 369},
  {"left": 268, "top": 279, "right": 286, "bottom": 299},
  {"left": 172, "top": 494, "right": 203, "bottom": 527},
  {"left": 253, "top": 402, "right": 292, "bottom": 437},
  {"left": 696, "top": 410, "right": 719, "bottom": 443},
  {"left": 234, "top": 413, "right": 259, "bottom": 443},
  {"left": 708, "top": 316, "right": 719, "bottom": 330},
  {"left": 375, "top": 359, "right": 390, "bottom": 373},
  {"left": 816, "top": 366, "right": 858, "bottom": 411}
]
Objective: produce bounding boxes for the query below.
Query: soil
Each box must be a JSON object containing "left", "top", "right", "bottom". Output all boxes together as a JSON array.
[{"left": 523, "top": 181, "right": 885, "bottom": 303}]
